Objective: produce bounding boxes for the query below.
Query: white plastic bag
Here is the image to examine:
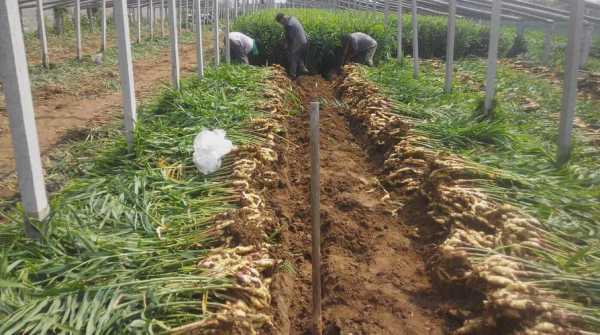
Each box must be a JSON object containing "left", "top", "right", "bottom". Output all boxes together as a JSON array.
[{"left": 192, "top": 129, "right": 234, "bottom": 175}]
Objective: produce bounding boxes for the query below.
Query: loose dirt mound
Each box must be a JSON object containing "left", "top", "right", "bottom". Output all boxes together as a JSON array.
[{"left": 267, "top": 75, "right": 451, "bottom": 334}]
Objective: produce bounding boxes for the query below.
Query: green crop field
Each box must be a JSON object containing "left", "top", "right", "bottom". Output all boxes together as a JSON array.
[
  {"left": 234, "top": 8, "right": 515, "bottom": 73},
  {"left": 0, "top": 65, "right": 273, "bottom": 334},
  {"left": 2, "top": 5, "right": 600, "bottom": 335}
]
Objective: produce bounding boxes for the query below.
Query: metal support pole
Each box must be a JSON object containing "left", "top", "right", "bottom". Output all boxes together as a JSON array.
[
  {"left": 397, "top": 0, "right": 402, "bottom": 60},
  {"left": 195, "top": 0, "right": 204, "bottom": 77},
  {"left": 101, "top": 0, "right": 107, "bottom": 52},
  {"left": 542, "top": 23, "right": 553, "bottom": 65},
  {"left": 557, "top": 0, "right": 584, "bottom": 165},
  {"left": 445, "top": 0, "right": 456, "bottom": 93},
  {"left": 411, "top": 0, "right": 419, "bottom": 78},
  {"left": 168, "top": 0, "right": 181, "bottom": 88},
  {"left": 309, "top": 101, "right": 322, "bottom": 335},
  {"left": 75, "top": 0, "right": 82, "bottom": 60},
  {"left": 137, "top": 0, "right": 142, "bottom": 43},
  {"left": 483, "top": 0, "right": 502, "bottom": 115},
  {"left": 213, "top": 0, "right": 220, "bottom": 65},
  {"left": 225, "top": 0, "right": 231, "bottom": 64},
  {"left": 0, "top": 0, "right": 50, "bottom": 226},
  {"left": 150, "top": 0, "right": 155, "bottom": 38},
  {"left": 36, "top": 0, "right": 50, "bottom": 68},
  {"left": 113, "top": 0, "right": 137, "bottom": 148},
  {"left": 161, "top": 0, "right": 166, "bottom": 37}
]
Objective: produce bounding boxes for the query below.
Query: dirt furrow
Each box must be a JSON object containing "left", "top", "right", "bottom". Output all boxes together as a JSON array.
[{"left": 268, "top": 75, "right": 449, "bottom": 334}]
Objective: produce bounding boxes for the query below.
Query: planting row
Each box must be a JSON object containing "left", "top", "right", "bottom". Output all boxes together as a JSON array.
[
  {"left": 0, "top": 65, "right": 288, "bottom": 334},
  {"left": 346, "top": 59, "right": 600, "bottom": 332}
]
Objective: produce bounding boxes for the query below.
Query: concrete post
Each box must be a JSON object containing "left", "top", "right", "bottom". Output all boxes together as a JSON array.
[
  {"left": 580, "top": 23, "right": 594, "bottom": 69},
  {"left": 195, "top": 0, "right": 205, "bottom": 77},
  {"left": 516, "top": 21, "right": 525, "bottom": 38},
  {"left": 113, "top": 0, "right": 137, "bottom": 148},
  {"left": 542, "top": 23, "right": 554, "bottom": 65},
  {"left": 168, "top": 0, "right": 181, "bottom": 88},
  {"left": 178, "top": 0, "right": 182, "bottom": 32},
  {"left": 411, "top": 0, "right": 419, "bottom": 78},
  {"left": 161, "top": 0, "right": 166, "bottom": 37},
  {"left": 36, "top": 0, "right": 50, "bottom": 68},
  {"left": 0, "top": 0, "right": 50, "bottom": 225},
  {"left": 225, "top": 0, "right": 231, "bottom": 64},
  {"left": 557, "top": 0, "right": 585, "bottom": 165},
  {"left": 53, "top": 7, "right": 65, "bottom": 35},
  {"left": 397, "top": 0, "right": 402, "bottom": 61},
  {"left": 150, "top": 0, "right": 155, "bottom": 38},
  {"left": 87, "top": 8, "right": 95, "bottom": 33},
  {"left": 384, "top": 0, "right": 389, "bottom": 26},
  {"left": 186, "top": 0, "right": 190, "bottom": 29},
  {"left": 137, "top": 0, "right": 142, "bottom": 43},
  {"left": 484, "top": 0, "right": 502, "bottom": 115},
  {"left": 445, "top": 0, "right": 456, "bottom": 93},
  {"left": 214, "top": 0, "right": 220, "bottom": 65},
  {"left": 75, "top": 0, "right": 82, "bottom": 60},
  {"left": 101, "top": 0, "right": 107, "bottom": 52}
]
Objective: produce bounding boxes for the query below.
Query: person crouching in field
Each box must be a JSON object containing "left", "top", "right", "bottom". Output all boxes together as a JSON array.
[
  {"left": 228, "top": 32, "right": 258, "bottom": 65},
  {"left": 340, "top": 32, "right": 378, "bottom": 67},
  {"left": 275, "top": 13, "right": 309, "bottom": 79}
]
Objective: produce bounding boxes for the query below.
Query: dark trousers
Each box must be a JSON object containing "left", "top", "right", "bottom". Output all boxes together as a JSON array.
[
  {"left": 288, "top": 43, "right": 308, "bottom": 78},
  {"left": 230, "top": 41, "right": 249, "bottom": 65}
]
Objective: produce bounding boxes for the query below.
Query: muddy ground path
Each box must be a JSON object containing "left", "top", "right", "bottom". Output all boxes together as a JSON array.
[
  {"left": 0, "top": 41, "right": 205, "bottom": 199},
  {"left": 268, "top": 75, "right": 454, "bottom": 334}
]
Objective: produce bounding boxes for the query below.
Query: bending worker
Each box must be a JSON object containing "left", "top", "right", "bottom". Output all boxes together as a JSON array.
[
  {"left": 228, "top": 32, "right": 258, "bottom": 65},
  {"left": 341, "top": 32, "right": 378, "bottom": 67},
  {"left": 275, "top": 13, "right": 309, "bottom": 78}
]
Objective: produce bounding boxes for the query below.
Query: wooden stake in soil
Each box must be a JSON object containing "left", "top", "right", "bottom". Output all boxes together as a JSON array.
[{"left": 309, "top": 101, "right": 322, "bottom": 335}]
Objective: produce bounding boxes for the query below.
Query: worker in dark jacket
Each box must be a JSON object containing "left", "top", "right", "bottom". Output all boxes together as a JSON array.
[
  {"left": 227, "top": 32, "right": 258, "bottom": 64},
  {"left": 275, "top": 13, "right": 309, "bottom": 78},
  {"left": 341, "top": 32, "right": 378, "bottom": 67}
]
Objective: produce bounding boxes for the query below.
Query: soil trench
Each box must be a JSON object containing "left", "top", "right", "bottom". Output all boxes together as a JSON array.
[{"left": 269, "top": 76, "right": 448, "bottom": 334}]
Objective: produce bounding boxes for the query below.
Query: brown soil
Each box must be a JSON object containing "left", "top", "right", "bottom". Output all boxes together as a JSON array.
[
  {"left": 268, "top": 76, "right": 452, "bottom": 334},
  {"left": 0, "top": 41, "right": 202, "bottom": 199}
]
